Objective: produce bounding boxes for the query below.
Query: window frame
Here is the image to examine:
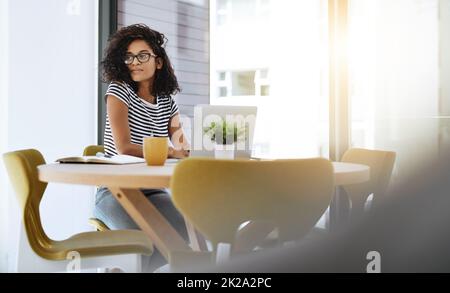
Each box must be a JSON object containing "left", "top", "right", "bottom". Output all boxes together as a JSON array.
[{"left": 97, "top": 0, "right": 118, "bottom": 145}]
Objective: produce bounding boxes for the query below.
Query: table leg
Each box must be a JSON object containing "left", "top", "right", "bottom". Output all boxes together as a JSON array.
[
  {"left": 233, "top": 221, "right": 277, "bottom": 253},
  {"left": 108, "top": 187, "right": 192, "bottom": 261},
  {"left": 185, "top": 220, "right": 208, "bottom": 252},
  {"left": 328, "top": 186, "right": 351, "bottom": 231}
]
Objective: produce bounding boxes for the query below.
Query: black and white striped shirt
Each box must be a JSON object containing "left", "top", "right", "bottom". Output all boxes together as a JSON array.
[{"left": 103, "top": 81, "right": 179, "bottom": 157}]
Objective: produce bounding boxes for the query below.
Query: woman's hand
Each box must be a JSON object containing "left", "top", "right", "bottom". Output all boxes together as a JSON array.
[{"left": 168, "top": 146, "right": 190, "bottom": 159}]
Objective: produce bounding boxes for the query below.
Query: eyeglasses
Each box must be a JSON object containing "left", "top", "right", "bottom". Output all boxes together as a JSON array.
[{"left": 124, "top": 52, "right": 157, "bottom": 65}]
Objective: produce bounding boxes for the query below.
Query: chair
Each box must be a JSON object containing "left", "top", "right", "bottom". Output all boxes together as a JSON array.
[
  {"left": 170, "top": 157, "right": 335, "bottom": 265},
  {"left": 83, "top": 145, "right": 104, "bottom": 156},
  {"left": 341, "top": 148, "right": 396, "bottom": 221},
  {"left": 88, "top": 217, "right": 110, "bottom": 232},
  {"left": 82, "top": 145, "right": 110, "bottom": 232},
  {"left": 3, "top": 149, "right": 153, "bottom": 272}
]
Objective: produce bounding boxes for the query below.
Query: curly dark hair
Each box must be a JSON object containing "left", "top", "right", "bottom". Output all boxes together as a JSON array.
[{"left": 101, "top": 23, "right": 180, "bottom": 97}]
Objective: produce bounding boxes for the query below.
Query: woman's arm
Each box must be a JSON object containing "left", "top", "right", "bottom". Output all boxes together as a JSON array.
[
  {"left": 106, "top": 95, "right": 144, "bottom": 157},
  {"left": 168, "top": 113, "right": 190, "bottom": 159}
]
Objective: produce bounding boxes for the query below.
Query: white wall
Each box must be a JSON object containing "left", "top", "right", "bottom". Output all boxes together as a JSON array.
[
  {"left": 0, "top": 0, "right": 10, "bottom": 272},
  {"left": 0, "top": 0, "right": 98, "bottom": 272}
]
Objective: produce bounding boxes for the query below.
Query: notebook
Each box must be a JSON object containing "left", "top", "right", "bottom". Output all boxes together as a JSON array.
[{"left": 56, "top": 154, "right": 145, "bottom": 165}]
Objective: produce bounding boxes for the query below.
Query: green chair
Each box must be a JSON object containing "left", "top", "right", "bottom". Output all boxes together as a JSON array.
[
  {"left": 3, "top": 149, "right": 153, "bottom": 272},
  {"left": 170, "top": 157, "right": 335, "bottom": 265},
  {"left": 341, "top": 148, "right": 396, "bottom": 221}
]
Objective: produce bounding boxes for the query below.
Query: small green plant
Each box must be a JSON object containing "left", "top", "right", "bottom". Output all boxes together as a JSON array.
[{"left": 203, "top": 120, "right": 245, "bottom": 145}]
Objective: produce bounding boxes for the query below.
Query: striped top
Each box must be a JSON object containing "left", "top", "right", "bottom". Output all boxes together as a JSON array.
[{"left": 103, "top": 81, "right": 179, "bottom": 157}]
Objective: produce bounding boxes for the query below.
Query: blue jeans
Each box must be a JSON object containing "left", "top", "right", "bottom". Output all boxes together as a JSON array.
[{"left": 93, "top": 187, "right": 188, "bottom": 271}]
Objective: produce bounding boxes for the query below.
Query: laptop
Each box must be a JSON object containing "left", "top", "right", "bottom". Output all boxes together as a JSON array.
[{"left": 190, "top": 105, "right": 258, "bottom": 159}]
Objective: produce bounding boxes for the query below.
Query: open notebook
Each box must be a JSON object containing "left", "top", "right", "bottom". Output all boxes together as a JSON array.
[{"left": 56, "top": 154, "right": 145, "bottom": 165}]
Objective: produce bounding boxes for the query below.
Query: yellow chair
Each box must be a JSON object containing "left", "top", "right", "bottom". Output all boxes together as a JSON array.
[
  {"left": 341, "top": 148, "right": 396, "bottom": 220},
  {"left": 3, "top": 149, "right": 153, "bottom": 272},
  {"left": 82, "top": 145, "right": 110, "bottom": 232},
  {"left": 83, "top": 145, "right": 104, "bottom": 156},
  {"left": 87, "top": 217, "right": 110, "bottom": 232},
  {"left": 170, "top": 157, "right": 335, "bottom": 263}
]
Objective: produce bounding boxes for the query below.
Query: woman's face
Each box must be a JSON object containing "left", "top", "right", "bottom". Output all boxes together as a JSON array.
[{"left": 126, "top": 39, "right": 162, "bottom": 84}]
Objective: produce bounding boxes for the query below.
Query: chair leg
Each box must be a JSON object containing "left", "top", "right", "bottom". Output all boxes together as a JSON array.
[
  {"left": 79, "top": 254, "right": 142, "bottom": 273},
  {"left": 15, "top": 224, "right": 143, "bottom": 272}
]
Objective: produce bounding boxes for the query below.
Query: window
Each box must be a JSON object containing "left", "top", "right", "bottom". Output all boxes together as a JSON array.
[
  {"left": 216, "top": 0, "right": 270, "bottom": 27},
  {"left": 212, "top": 0, "right": 447, "bottom": 182},
  {"left": 231, "top": 71, "right": 255, "bottom": 96},
  {"left": 215, "top": 69, "right": 270, "bottom": 98},
  {"left": 216, "top": 0, "right": 230, "bottom": 26},
  {"left": 348, "top": 0, "right": 447, "bottom": 181},
  {"left": 210, "top": 0, "right": 329, "bottom": 159}
]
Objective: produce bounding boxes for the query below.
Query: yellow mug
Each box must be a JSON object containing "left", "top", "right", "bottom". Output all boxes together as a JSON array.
[{"left": 143, "top": 137, "right": 168, "bottom": 166}]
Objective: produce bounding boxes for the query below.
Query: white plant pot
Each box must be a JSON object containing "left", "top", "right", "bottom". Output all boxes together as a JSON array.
[{"left": 214, "top": 143, "right": 235, "bottom": 160}]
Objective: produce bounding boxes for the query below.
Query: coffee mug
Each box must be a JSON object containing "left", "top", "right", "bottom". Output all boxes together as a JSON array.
[{"left": 143, "top": 137, "right": 168, "bottom": 166}]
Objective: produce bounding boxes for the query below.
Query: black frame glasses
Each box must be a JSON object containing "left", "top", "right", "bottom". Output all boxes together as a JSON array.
[{"left": 124, "top": 52, "right": 157, "bottom": 65}]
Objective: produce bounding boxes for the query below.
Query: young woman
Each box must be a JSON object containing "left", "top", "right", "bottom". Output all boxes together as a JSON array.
[{"left": 94, "top": 24, "right": 190, "bottom": 271}]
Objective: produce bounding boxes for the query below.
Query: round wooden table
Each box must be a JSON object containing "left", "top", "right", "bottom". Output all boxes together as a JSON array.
[
  {"left": 38, "top": 161, "right": 369, "bottom": 188},
  {"left": 38, "top": 160, "right": 369, "bottom": 260}
]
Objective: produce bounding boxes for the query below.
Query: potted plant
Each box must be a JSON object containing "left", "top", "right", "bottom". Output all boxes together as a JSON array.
[{"left": 203, "top": 120, "right": 245, "bottom": 159}]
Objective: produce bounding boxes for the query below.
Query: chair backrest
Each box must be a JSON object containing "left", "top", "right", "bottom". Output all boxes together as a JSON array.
[
  {"left": 83, "top": 145, "right": 104, "bottom": 156},
  {"left": 341, "top": 148, "right": 396, "bottom": 218},
  {"left": 83, "top": 145, "right": 111, "bottom": 231},
  {"left": 3, "top": 149, "right": 52, "bottom": 256},
  {"left": 170, "top": 158, "right": 334, "bottom": 251}
]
